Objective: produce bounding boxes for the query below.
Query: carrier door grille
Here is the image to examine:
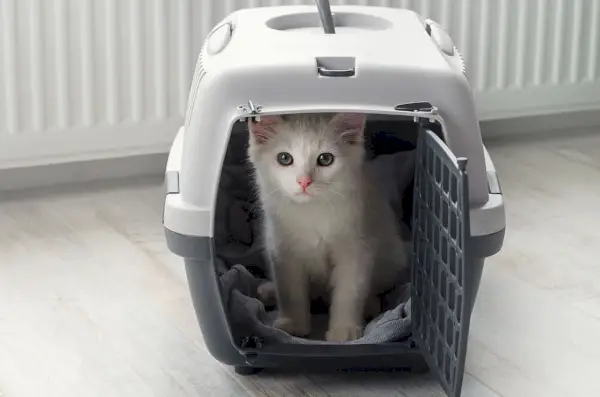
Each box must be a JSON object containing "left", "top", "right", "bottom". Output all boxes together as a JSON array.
[{"left": 411, "top": 129, "right": 472, "bottom": 397}]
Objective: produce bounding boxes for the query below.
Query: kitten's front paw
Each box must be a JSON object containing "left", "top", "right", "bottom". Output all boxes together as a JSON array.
[
  {"left": 325, "top": 325, "right": 364, "bottom": 342},
  {"left": 273, "top": 316, "right": 311, "bottom": 337},
  {"left": 257, "top": 281, "right": 277, "bottom": 306}
]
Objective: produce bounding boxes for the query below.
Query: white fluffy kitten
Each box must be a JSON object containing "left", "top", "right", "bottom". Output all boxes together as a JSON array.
[{"left": 247, "top": 113, "right": 408, "bottom": 342}]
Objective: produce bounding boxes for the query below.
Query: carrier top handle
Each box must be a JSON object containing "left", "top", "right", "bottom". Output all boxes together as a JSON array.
[{"left": 315, "top": 0, "right": 335, "bottom": 34}]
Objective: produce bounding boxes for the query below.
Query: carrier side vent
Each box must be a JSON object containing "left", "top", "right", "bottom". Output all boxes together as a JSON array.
[
  {"left": 455, "top": 47, "right": 468, "bottom": 78},
  {"left": 185, "top": 21, "right": 234, "bottom": 126},
  {"left": 185, "top": 41, "right": 208, "bottom": 127},
  {"left": 424, "top": 18, "right": 467, "bottom": 79}
]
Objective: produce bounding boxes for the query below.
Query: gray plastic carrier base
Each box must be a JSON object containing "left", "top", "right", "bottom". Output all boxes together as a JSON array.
[{"left": 165, "top": 229, "right": 487, "bottom": 376}]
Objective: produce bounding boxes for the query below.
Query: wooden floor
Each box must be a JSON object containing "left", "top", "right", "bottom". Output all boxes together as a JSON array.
[{"left": 2, "top": 131, "right": 600, "bottom": 397}]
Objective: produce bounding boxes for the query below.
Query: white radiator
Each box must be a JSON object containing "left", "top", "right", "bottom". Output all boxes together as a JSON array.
[{"left": 1, "top": 0, "right": 599, "bottom": 168}]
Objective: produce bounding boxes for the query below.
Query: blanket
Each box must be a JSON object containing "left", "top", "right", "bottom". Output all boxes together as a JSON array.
[{"left": 220, "top": 264, "right": 413, "bottom": 345}]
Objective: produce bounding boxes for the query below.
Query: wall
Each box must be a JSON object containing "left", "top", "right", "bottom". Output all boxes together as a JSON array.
[{"left": 1, "top": 0, "right": 599, "bottom": 169}]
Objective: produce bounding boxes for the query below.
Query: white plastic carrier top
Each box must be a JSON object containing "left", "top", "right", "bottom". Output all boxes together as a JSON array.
[{"left": 164, "top": 5, "right": 505, "bottom": 239}]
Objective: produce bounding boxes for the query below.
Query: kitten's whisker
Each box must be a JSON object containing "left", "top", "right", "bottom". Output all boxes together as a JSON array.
[
  {"left": 262, "top": 187, "right": 281, "bottom": 200},
  {"left": 250, "top": 187, "right": 281, "bottom": 213},
  {"left": 329, "top": 188, "right": 346, "bottom": 200},
  {"left": 265, "top": 187, "right": 281, "bottom": 197},
  {"left": 321, "top": 192, "right": 338, "bottom": 221},
  {"left": 329, "top": 180, "right": 359, "bottom": 195}
]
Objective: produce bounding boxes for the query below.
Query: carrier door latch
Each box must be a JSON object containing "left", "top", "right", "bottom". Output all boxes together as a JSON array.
[
  {"left": 394, "top": 102, "right": 439, "bottom": 123},
  {"left": 238, "top": 100, "right": 263, "bottom": 122}
]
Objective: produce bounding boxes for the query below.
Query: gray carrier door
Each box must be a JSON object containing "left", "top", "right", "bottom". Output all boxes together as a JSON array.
[{"left": 411, "top": 128, "right": 473, "bottom": 397}]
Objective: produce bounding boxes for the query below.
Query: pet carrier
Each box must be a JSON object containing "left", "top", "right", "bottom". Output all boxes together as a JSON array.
[{"left": 163, "top": 2, "right": 506, "bottom": 397}]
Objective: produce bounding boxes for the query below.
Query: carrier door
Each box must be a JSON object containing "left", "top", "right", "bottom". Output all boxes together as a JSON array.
[{"left": 411, "top": 128, "right": 473, "bottom": 397}]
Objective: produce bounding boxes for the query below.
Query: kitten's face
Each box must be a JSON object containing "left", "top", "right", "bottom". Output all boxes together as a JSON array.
[{"left": 247, "top": 113, "right": 366, "bottom": 204}]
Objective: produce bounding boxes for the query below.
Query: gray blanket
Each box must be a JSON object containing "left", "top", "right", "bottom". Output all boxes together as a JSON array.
[{"left": 220, "top": 264, "right": 413, "bottom": 345}]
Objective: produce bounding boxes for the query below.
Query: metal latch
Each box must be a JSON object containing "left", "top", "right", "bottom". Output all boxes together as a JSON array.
[
  {"left": 394, "top": 102, "right": 439, "bottom": 123},
  {"left": 238, "top": 100, "right": 263, "bottom": 122}
]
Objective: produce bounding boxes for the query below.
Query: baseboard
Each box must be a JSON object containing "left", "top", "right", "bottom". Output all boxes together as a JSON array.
[
  {"left": 480, "top": 108, "right": 600, "bottom": 140},
  {"left": 0, "top": 152, "right": 168, "bottom": 192},
  {"left": 1, "top": 109, "right": 599, "bottom": 193}
]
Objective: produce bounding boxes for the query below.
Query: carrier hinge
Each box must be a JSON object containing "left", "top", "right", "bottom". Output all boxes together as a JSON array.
[
  {"left": 238, "top": 100, "right": 263, "bottom": 123},
  {"left": 239, "top": 336, "right": 263, "bottom": 364},
  {"left": 239, "top": 335, "right": 264, "bottom": 350},
  {"left": 408, "top": 337, "right": 418, "bottom": 349}
]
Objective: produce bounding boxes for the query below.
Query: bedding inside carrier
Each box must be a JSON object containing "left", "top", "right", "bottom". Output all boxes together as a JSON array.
[{"left": 213, "top": 112, "right": 445, "bottom": 346}]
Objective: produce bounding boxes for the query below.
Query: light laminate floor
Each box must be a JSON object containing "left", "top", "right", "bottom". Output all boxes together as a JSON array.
[{"left": 2, "top": 131, "right": 600, "bottom": 397}]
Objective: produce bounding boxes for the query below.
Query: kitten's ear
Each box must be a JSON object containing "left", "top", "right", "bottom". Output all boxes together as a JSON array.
[
  {"left": 248, "top": 115, "right": 282, "bottom": 144},
  {"left": 330, "top": 113, "right": 366, "bottom": 145}
]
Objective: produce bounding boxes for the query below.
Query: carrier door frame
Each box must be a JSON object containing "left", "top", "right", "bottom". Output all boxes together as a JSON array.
[{"left": 411, "top": 125, "right": 473, "bottom": 397}]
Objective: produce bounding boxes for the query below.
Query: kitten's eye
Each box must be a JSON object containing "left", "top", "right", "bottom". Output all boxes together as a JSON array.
[
  {"left": 317, "top": 152, "right": 335, "bottom": 167},
  {"left": 276, "top": 152, "right": 294, "bottom": 166}
]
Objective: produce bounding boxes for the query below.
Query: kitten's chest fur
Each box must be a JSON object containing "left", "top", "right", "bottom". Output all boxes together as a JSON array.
[
  {"left": 281, "top": 200, "right": 351, "bottom": 242},
  {"left": 268, "top": 198, "right": 357, "bottom": 282}
]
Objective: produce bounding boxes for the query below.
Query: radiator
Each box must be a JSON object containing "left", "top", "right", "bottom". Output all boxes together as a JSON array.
[{"left": 1, "top": 0, "right": 599, "bottom": 168}]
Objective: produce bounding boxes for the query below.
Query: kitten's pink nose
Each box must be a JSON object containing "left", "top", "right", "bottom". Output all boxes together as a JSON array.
[{"left": 297, "top": 176, "right": 313, "bottom": 191}]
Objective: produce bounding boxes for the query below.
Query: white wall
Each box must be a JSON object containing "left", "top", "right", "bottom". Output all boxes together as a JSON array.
[{"left": 1, "top": 0, "right": 599, "bottom": 169}]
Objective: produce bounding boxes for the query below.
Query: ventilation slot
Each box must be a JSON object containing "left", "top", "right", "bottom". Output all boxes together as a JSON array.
[
  {"left": 455, "top": 47, "right": 468, "bottom": 78},
  {"left": 185, "top": 43, "right": 207, "bottom": 127}
]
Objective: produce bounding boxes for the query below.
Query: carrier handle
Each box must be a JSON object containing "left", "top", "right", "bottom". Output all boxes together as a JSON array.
[
  {"left": 317, "top": 66, "right": 355, "bottom": 77},
  {"left": 315, "top": 0, "right": 335, "bottom": 34}
]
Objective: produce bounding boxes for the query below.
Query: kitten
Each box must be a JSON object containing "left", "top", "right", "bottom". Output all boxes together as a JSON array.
[{"left": 247, "top": 113, "right": 408, "bottom": 342}]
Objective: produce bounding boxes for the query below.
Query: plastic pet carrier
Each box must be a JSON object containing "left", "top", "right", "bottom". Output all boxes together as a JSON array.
[{"left": 163, "top": 2, "right": 506, "bottom": 397}]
